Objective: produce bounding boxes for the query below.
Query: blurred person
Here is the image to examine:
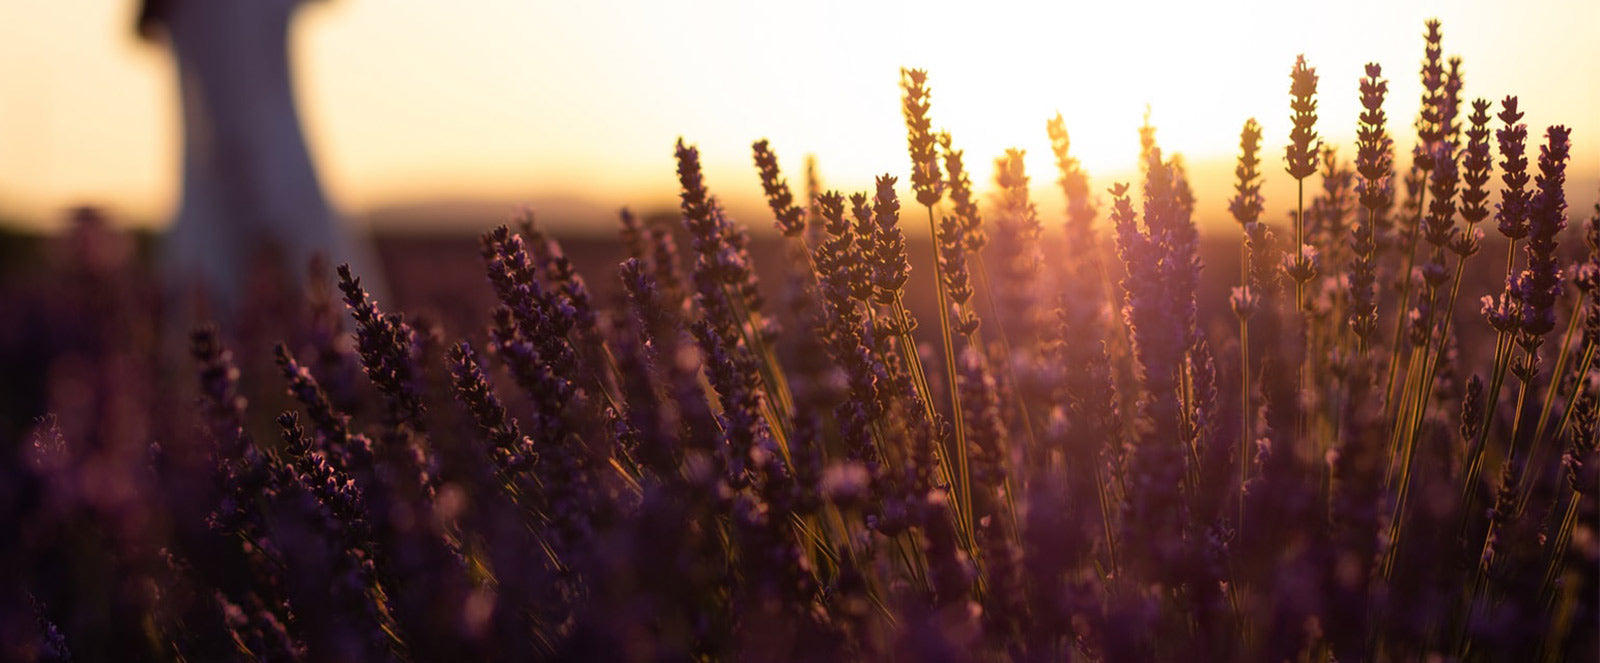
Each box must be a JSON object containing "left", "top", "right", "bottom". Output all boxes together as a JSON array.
[{"left": 137, "top": 0, "right": 385, "bottom": 318}]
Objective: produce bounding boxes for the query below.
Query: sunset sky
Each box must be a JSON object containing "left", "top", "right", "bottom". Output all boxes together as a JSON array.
[{"left": 0, "top": 0, "right": 1595, "bottom": 233}]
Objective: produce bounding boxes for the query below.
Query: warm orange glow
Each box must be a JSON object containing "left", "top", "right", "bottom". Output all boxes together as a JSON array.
[{"left": 0, "top": 0, "right": 1596, "bottom": 232}]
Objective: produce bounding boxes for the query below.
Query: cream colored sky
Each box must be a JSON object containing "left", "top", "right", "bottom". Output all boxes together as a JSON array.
[{"left": 0, "top": 0, "right": 1595, "bottom": 232}]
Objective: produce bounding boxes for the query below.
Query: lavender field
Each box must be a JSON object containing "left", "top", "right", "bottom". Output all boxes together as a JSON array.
[{"left": 2, "top": 19, "right": 1597, "bottom": 662}]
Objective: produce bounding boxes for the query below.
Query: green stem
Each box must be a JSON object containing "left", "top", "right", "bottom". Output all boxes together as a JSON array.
[
  {"left": 1460, "top": 238, "right": 1523, "bottom": 524},
  {"left": 1545, "top": 341, "right": 1596, "bottom": 449},
  {"left": 923, "top": 204, "right": 971, "bottom": 541},
  {"left": 1395, "top": 244, "right": 1475, "bottom": 506},
  {"left": 1382, "top": 183, "right": 1431, "bottom": 415},
  {"left": 1530, "top": 292, "right": 1589, "bottom": 456},
  {"left": 1294, "top": 178, "right": 1311, "bottom": 443}
]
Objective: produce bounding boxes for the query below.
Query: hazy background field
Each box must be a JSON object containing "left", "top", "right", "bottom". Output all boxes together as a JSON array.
[{"left": 0, "top": 0, "right": 1594, "bottom": 238}]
